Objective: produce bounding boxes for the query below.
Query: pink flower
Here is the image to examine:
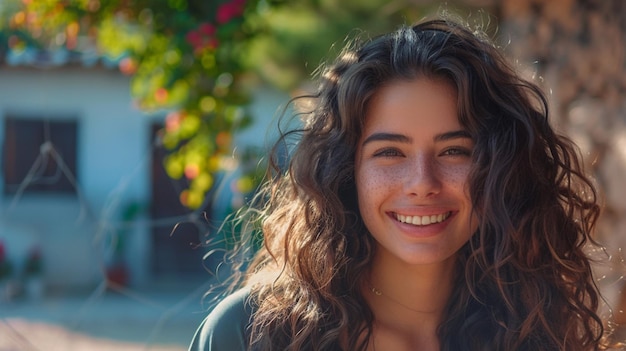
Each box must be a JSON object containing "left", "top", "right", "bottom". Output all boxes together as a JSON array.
[
  {"left": 216, "top": 1, "right": 245, "bottom": 24},
  {"left": 198, "top": 23, "right": 215, "bottom": 36},
  {"left": 186, "top": 31, "right": 202, "bottom": 48},
  {"left": 187, "top": 23, "right": 220, "bottom": 52}
]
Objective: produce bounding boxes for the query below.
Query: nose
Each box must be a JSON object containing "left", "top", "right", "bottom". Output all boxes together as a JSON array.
[{"left": 405, "top": 154, "right": 441, "bottom": 198}]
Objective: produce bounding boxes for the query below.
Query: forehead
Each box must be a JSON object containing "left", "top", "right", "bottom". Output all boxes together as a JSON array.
[{"left": 362, "top": 78, "right": 459, "bottom": 134}]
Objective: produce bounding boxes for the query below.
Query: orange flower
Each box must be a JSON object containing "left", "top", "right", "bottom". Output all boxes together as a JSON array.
[
  {"left": 184, "top": 163, "right": 200, "bottom": 179},
  {"left": 216, "top": 131, "right": 231, "bottom": 149},
  {"left": 154, "top": 88, "right": 168, "bottom": 104},
  {"left": 165, "top": 111, "right": 182, "bottom": 132},
  {"left": 118, "top": 57, "right": 137, "bottom": 75}
]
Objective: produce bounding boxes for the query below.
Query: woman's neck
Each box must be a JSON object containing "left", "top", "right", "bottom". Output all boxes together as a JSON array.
[
  {"left": 367, "top": 251, "right": 456, "bottom": 313},
  {"left": 362, "top": 251, "right": 457, "bottom": 350}
]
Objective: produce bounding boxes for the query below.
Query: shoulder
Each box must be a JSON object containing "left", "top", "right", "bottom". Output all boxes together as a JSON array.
[{"left": 188, "top": 288, "right": 255, "bottom": 351}]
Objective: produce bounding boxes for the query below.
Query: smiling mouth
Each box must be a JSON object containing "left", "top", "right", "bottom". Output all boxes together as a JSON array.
[{"left": 395, "top": 212, "right": 452, "bottom": 226}]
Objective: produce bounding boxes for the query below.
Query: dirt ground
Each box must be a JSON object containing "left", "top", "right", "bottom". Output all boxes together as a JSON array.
[
  {"left": 0, "top": 281, "right": 211, "bottom": 351},
  {"left": 1, "top": 318, "right": 186, "bottom": 351}
]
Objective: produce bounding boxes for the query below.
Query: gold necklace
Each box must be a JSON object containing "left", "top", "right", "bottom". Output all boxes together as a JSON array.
[{"left": 369, "top": 285, "right": 426, "bottom": 313}]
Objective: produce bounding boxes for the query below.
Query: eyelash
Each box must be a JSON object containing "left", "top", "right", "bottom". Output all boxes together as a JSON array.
[{"left": 373, "top": 148, "right": 403, "bottom": 157}]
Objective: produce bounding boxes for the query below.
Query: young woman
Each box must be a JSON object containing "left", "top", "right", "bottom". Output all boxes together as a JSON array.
[{"left": 189, "top": 18, "right": 610, "bottom": 351}]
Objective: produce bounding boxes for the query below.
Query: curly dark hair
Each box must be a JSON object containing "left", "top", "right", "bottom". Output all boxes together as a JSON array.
[{"left": 234, "top": 18, "right": 607, "bottom": 351}]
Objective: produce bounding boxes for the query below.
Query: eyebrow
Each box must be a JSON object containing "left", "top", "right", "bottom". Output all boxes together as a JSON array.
[
  {"left": 434, "top": 130, "right": 472, "bottom": 142},
  {"left": 361, "top": 130, "right": 472, "bottom": 146},
  {"left": 361, "top": 132, "right": 411, "bottom": 146}
]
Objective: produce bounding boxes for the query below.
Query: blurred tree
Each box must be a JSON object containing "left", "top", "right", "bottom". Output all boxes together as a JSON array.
[
  {"left": 245, "top": 0, "right": 440, "bottom": 90},
  {"left": 0, "top": 0, "right": 477, "bottom": 209},
  {"left": 0, "top": 0, "right": 265, "bottom": 209}
]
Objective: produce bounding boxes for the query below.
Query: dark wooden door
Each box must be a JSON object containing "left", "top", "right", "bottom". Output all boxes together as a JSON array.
[{"left": 149, "top": 124, "right": 208, "bottom": 277}]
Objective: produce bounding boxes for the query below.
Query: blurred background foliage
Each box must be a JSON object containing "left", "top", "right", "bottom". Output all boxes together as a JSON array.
[{"left": 0, "top": 0, "right": 479, "bottom": 209}]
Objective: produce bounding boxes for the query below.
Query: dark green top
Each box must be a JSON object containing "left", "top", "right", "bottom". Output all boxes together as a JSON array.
[{"left": 188, "top": 288, "right": 253, "bottom": 351}]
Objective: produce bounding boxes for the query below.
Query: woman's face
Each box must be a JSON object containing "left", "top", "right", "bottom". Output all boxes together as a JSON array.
[{"left": 354, "top": 77, "right": 478, "bottom": 267}]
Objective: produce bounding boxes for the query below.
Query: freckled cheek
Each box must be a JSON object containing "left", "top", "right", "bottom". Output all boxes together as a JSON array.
[
  {"left": 440, "top": 164, "right": 472, "bottom": 197},
  {"left": 357, "top": 165, "right": 403, "bottom": 192},
  {"left": 355, "top": 164, "right": 400, "bottom": 211}
]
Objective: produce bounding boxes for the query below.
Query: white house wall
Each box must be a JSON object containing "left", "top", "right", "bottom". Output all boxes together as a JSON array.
[
  {"left": 0, "top": 65, "right": 289, "bottom": 291},
  {"left": 0, "top": 66, "right": 152, "bottom": 291}
]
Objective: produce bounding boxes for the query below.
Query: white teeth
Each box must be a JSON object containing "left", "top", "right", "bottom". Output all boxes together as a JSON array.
[
  {"left": 395, "top": 212, "right": 451, "bottom": 226},
  {"left": 412, "top": 216, "right": 421, "bottom": 225}
]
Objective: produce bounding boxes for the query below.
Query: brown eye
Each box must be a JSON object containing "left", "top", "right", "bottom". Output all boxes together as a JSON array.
[{"left": 441, "top": 147, "right": 471, "bottom": 157}]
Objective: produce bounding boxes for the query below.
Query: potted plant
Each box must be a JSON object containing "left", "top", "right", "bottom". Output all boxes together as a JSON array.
[
  {"left": 0, "top": 241, "right": 15, "bottom": 302},
  {"left": 105, "top": 236, "right": 129, "bottom": 288},
  {"left": 23, "top": 246, "right": 44, "bottom": 300}
]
